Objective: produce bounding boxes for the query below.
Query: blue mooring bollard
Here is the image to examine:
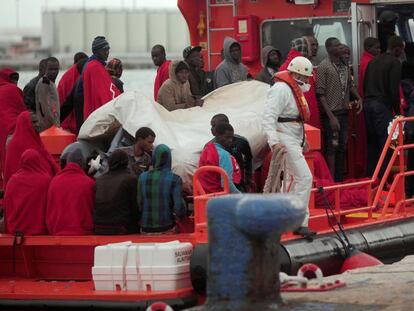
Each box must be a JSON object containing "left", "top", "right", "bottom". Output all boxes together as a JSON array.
[{"left": 187, "top": 193, "right": 306, "bottom": 311}]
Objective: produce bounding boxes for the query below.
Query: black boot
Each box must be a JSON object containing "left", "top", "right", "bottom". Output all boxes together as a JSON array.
[{"left": 293, "top": 226, "right": 316, "bottom": 241}]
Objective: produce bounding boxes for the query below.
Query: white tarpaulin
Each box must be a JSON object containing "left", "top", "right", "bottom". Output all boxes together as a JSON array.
[{"left": 78, "top": 81, "right": 270, "bottom": 192}]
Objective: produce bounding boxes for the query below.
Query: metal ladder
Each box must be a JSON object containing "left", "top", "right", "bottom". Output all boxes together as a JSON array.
[{"left": 206, "top": 0, "right": 237, "bottom": 70}]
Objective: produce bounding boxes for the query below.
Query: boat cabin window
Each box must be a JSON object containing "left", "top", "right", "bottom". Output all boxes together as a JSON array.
[
  {"left": 376, "top": 5, "right": 414, "bottom": 43},
  {"left": 261, "top": 17, "right": 352, "bottom": 64}
]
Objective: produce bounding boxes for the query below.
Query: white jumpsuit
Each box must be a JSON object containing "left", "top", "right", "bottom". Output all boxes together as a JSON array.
[{"left": 262, "top": 82, "right": 312, "bottom": 227}]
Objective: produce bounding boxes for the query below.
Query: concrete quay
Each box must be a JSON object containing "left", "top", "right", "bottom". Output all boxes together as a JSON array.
[{"left": 282, "top": 255, "right": 414, "bottom": 311}]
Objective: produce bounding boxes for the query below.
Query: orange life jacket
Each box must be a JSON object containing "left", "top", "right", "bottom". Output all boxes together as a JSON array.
[{"left": 274, "top": 71, "right": 310, "bottom": 123}]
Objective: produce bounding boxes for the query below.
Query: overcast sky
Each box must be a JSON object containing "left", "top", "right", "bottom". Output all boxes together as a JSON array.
[{"left": 1, "top": 0, "right": 177, "bottom": 29}]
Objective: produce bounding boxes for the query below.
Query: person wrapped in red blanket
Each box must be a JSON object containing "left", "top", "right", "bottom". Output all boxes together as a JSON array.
[
  {"left": 4, "top": 149, "right": 51, "bottom": 235},
  {"left": 3, "top": 111, "right": 59, "bottom": 187},
  {"left": 0, "top": 68, "right": 25, "bottom": 173},
  {"left": 46, "top": 149, "right": 95, "bottom": 235},
  {"left": 74, "top": 37, "right": 120, "bottom": 131},
  {"left": 58, "top": 52, "right": 88, "bottom": 133}
]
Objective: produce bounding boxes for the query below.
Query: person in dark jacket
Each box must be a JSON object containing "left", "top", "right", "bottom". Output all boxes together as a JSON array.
[
  {"left": 363, "top": 35, "right": 405, "bottom": 178},
  {"left": 23, "top": 58, "right": 47, "bottom": 111},
  {"left": 94, "top": 149, "right": 139, "bottom": 234},
  {"left": 138, "top": 144, "right": 186, "bottom": 234},
  {"left": 183, "top": 45, "right": 214, "bottom": 98},
  {"left": 106, "top": 58, "right": 124, "bottom": 93},
  {"left": 210, "top": 114, "right": 253, "bottom": 192},
  {"left": 256, "top": 46, "right": 281, "bottom": 86}
]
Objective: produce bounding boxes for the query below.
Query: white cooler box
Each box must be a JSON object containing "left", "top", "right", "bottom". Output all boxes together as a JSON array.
[{"left": 93, "top": 240, "right": 193, "bottom": 292}]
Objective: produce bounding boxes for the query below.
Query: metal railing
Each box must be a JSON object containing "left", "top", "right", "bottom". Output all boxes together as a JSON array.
[{"left": 309, "top": 116, "right": 414, "bottom": 221}]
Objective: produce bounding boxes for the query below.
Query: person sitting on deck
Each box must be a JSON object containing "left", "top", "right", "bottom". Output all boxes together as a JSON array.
[
  {"left": 35, "top": 56, "right": 61, "bottom": 132},
  {"left": 157, "top": 60, "right": 200, "bottom": 111},
  {"left": 3, "top": 111, "right": 59, "bottom": 187},
  {"left": 106, "top": 58, "right": 124, "bottom": 93},
  {"left": 96, "top": 127, "right": 155, "bottom": 178},
  {"left": 58, "top": 52, "right": 88, "bottom": 133},
  {"left": 210, "top": 114, "right": 253, "bottom": 192},
  {"left": 214, "top": 37, "right": 248, "bottom": 88},
  {"left": 4, "top": 149, "right": 52, "bottom": 235},
  {"left": 138, "top": 144, "right": 186, "bottom": 234},
  {"left": 46, "top": 149, "right": 95, "bottom": 235},
  {"left": 118, "top": 127, "right": 155, "bottom": 177},
  {"left": 0, "top": 67, "right": 25, "bottom": 173},
  {"left": 152, "top": 44, "right": 171, "bottom": 101},
  {"left": 199, "top": 122, "right": 241, "bottom": 194},
  {"left": 94, "top": 149, "right": 139, "bottom": 235}
]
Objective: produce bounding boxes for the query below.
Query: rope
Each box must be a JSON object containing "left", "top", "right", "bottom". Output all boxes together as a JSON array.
[
  {"left": 318, "top": 187, "right": 353, "bottom": 257},
  {"left": 263, "top": 146, "right": 287, "bottom": 194}
]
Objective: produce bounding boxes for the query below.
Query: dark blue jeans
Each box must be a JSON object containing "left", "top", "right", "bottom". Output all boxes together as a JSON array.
[
  {"left": 363, "top": 99, "right": 393, "bottom": 178},
  {"left": 323, "top": 110, "right": 349, "bottom": 182}
]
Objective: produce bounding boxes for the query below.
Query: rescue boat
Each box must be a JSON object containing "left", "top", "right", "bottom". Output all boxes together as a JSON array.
[{"left": 1, "top": 0, "right": 414, "bottom": 309}]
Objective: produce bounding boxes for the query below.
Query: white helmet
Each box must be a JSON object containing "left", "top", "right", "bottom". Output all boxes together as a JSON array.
[{"left": 287, "top": 56, "right": 313, "bottom": 77}]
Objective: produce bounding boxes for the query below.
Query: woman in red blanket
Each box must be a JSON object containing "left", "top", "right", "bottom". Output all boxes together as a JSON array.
[
  {"left": 46, "top": 149, "right": 95, "bottom": 235},
  {"left": 4, "top": 149, "right": 51, "bottom": 235},
  {"left": 0, "top": 68, "right": 26, "bottom": 172},
  {"left": 3, "top": 111, "right": 59, "bottom": 186}
]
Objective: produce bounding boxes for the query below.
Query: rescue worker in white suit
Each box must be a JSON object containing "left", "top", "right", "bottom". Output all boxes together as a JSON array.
[{"left": 262, "top": 56, "right": 315, "bottom": 239}]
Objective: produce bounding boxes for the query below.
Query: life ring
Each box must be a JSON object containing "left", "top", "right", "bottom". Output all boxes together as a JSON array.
[{"left": 297, "top": 263, "right": 323, "bottom": 284}]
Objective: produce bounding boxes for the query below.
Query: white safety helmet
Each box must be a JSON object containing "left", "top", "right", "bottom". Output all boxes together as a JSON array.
[{"left": 287, "top": 56, "right": 313, "bottom": 77}]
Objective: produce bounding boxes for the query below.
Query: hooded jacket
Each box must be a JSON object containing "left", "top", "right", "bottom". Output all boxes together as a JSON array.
[
  {"left": 4, "top": 111, "right": 59, "bottom": 186},
  {"left": 198, "top": 142, "right": 241, "bottom": 194},
  {"left": 46, "top": 162, "right": 95, "bottom": 235},
  {"left": 137, "top": 144, "right": 186, "bottom": 233},
  {"left": 94, "top": 152, "right": 140, "bottom": 234},
  {"left": 4, "top": 149, "right": 52, "bottom": 235},
  {"left": 214, "top": 37, "right": 248, "bottom": 88},
  {"left": 0, "top": 68, "right": 25, "bottom": 170},
  {"left": 256, "top": 46, "right": 281, "bottom": 86},
  {"left": 157, "top": 61, "right": 196, "bottom": 111}
]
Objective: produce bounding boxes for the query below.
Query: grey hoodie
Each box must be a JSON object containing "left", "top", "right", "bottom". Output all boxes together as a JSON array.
[{"left": 214, "top": 37, "right": 248, "bottom": 88}]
